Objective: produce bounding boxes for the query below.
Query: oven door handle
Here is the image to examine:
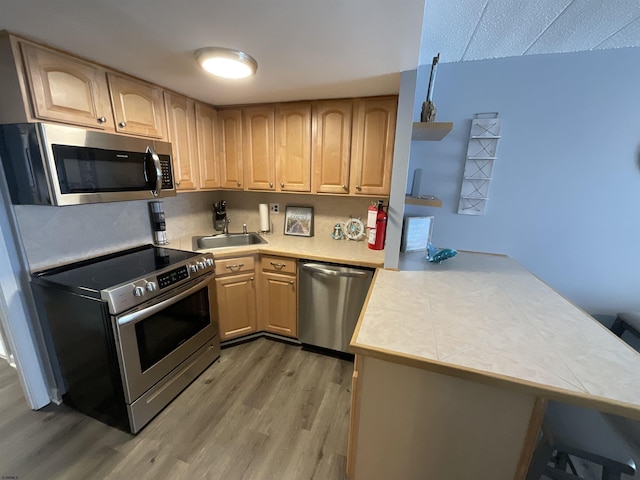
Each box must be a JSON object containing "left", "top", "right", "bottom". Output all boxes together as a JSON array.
[{"left": 117, "top": 273, "right": 214, "bottom": 327}]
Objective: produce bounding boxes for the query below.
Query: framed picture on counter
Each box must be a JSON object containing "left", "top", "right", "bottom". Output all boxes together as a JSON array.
[{"left": 284, "top": 206, "right": 314, "bottom": 237}]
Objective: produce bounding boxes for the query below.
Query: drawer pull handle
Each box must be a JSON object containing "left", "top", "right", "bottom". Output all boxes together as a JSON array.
[
  {"left": 270, "top": 262, "right": 285, "bottom": 269},
  {"left": 225, "top": 263, "right": 245, "bottom": 270}
]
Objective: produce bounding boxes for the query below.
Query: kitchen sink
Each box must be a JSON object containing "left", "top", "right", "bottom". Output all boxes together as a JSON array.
[{"left": 192, "top": 233, "right": 267, "bottom": 250}]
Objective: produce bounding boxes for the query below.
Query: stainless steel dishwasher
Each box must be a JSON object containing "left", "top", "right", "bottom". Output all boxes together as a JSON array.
[{"left": 298, "top": 260, "right": 374, "bottom": 353}]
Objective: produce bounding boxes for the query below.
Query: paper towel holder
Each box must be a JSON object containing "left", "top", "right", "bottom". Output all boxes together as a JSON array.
[{"left": 258, "top": 203, "right": 272, "bottom": 234}]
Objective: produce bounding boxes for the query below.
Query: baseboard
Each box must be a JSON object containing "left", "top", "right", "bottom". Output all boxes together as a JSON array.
[{"left": 221, "top": 331, "right": 301, "bottom": 349}]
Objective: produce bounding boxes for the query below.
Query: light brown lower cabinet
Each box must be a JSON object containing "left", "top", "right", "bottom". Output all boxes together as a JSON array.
[
  {"left": 215, "top": 255, "right": 298, "bottom": 341},
  {"left": 347, "top": 355, "right": 541, "bottom": 480},
  {"left": 258, "top": 256, "right": 297, "bottom": 337},
  {"left": 214, "top": 256, "right": 257, "bottom": 340}
]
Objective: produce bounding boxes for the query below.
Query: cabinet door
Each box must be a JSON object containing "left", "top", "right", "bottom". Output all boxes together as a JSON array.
[
  {"left": 276, "top": 103, "right": 311, "bottom": 192},
  {"left": 217, "top": 109, "right": 244, "bottom": 190},
  {"left": 20, "top": 43, "right": 113, "bottom": 129},
  {"left": 165, "top": 92, "right": 198, "bottom": 191},
  {"left": 312, "top": 100, "right": 352, "bottom": 194},
  {"left": 216, "top": 273, "right": 257, "bottom": 341},
  {"left": 260, "top": 271, "right": 297, "bottom": 337},
  {"left": 243, "top": 106, "right": 276, "bottom": 191},
  {"left": 107, "top": 72, "right": 167, "bottom": 139},
  {"left": 195, "top": 102, "right": 220, "bottom": 190},
  {"left": 350, "top": 97, "right": 397, "bottom": 196}
]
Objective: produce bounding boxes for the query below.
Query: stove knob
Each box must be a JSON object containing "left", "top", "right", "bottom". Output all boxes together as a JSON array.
[
  {"left": 197, "top": 261, "right": 206, "bottom": 270},
  {"left": 146, "top": 282, "right": 157, "bottom": 292},
  {"left": 189, "top": 264, "right": 198, "bottom": 273},
  {"left": 133, "top": 286, "right": 145, "bottom": 297},
  {"left": 205, "top": 258, "right": 214, "bottom": 267}
]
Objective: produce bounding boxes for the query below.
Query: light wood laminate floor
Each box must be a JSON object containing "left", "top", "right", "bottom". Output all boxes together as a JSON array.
[{"left": 0, "top": 338, "right": 353, "bottom": 480}]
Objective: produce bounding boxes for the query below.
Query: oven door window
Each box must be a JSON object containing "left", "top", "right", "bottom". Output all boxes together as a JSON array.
[{"left": 135, "top": 287, "right": 210, "bottom": 372}]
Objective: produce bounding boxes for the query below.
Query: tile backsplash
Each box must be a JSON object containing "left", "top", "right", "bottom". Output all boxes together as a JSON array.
[
  {"left": 209, "top": 191, "right": 375, "bottom": 239},
  {"left": 15, "top": 192, "right": 217, "bottom": 270},
  {"left": 14, "top": 190, "right": 379, "bottom": 270}
]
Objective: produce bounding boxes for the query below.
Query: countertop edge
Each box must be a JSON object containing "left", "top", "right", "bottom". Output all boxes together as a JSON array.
[
  {"left": 348, "top": 341, "right": 640, "bottom": 420},
  {"left": 174, "top": 233, "right": 384, "bottom": 268}
]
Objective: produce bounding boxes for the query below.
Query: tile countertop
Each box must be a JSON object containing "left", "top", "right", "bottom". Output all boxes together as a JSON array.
[
  {"left": 170, "top": 231, "right": 385, "bottom": 268},
  {"left": 351, "top": 250, "right": 640, "bottom": 419}
]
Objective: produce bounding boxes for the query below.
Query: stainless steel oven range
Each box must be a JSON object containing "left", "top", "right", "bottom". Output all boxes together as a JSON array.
[{"left": 31, "top": 244, "right": 220, "bottom": 433}]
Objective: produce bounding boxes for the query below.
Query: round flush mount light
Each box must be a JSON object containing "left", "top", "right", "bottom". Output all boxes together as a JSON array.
[{"left": 195, "top": 47, "right": 258, "bottom": 79}]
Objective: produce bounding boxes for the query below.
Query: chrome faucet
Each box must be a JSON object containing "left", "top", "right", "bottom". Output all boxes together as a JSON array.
[
  {"left": 222, "top": 217, "right": 231, "bottom": 235},
  {"left": 242, "top": 223, "right": 248, "bottom": 235}
]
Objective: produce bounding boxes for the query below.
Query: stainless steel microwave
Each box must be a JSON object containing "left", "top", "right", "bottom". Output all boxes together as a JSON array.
[{"left": 0, "top": 123, "right": 175, "bottom": 206}]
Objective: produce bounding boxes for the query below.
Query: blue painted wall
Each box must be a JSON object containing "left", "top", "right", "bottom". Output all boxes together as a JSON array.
[{"left": 408, "top": 48, "right": 640, "bottom": 316}]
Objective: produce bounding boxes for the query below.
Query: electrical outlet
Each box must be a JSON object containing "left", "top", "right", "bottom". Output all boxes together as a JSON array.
[{"left": 269, "top": 203, "right": 280, "bottom": 214}]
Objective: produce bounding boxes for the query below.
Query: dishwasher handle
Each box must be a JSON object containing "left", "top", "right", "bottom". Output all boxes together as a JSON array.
[{"left": 300, "top": 263, "right": 370, "bottom": 278}]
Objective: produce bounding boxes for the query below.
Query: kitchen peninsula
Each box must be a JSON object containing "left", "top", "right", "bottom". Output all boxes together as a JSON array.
[{"left": 348, "top": 251, "right": 640, "bottom": 479}]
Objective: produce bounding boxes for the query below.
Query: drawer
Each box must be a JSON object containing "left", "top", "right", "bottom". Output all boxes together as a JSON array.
[
  {"left": 215, "top": 256, "right": 254, "bottom": 276},
  {"left": 261, "top": 256, "right": 296, "bottom": 275}
]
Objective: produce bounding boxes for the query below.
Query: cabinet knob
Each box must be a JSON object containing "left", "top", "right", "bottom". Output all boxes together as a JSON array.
[
  {"left": 280, "top": 182, "right": 284, "bottom": 188},
  {"left": 289, "top": 281, "right": 294, "bottom": 285},
  {"left": 356, "top": 185, "right": 362, "bottom": 191},
  {"left": 118, "top": 121, "right": 127, "bottom": 128},
  {"left": 341, "top": 185, "right": 347, "bottom": 190},
  {"left": 176, "top": 181, "right": 181, "bottom": 186},
  {"left": 97, "top": 116, "right": 107, "bottom": 123},
  {"left": 237, "top": 181, "right": 241, "bottom": 187},
  {"left": 250, "top": 277, "right": 254, "bottom": 281},
  {"left": 269, "top": 182, "right": 273, "bottom": 188}
]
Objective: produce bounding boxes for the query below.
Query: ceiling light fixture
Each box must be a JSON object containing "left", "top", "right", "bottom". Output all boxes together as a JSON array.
[{"left": 195, "top": 47, "right": 258, "bottom": 79}]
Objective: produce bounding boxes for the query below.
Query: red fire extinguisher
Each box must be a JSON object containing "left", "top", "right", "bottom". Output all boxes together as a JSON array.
[{"left": 368, "top": 200, "right": 387, "bottom": 250}]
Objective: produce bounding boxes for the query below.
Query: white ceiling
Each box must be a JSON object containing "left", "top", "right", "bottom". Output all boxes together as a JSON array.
[
  {"left": 1, "top": 0, "right": 639, "bottom": 106},
  {"left": 420, "top": 0, "right": 640, "bottom": 64}
]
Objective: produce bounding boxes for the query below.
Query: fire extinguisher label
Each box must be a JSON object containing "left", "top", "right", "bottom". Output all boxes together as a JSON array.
[
  {"left": 367, "top": 206, "right": 377, "bottom": 229},
  {"left": 368, "top": 228, "right": 376, "bottom": 244}
]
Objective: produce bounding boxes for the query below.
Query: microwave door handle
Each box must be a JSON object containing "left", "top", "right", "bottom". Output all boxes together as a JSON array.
[{"left": 146, "top": 146, "right": 162, "bottom": 196}]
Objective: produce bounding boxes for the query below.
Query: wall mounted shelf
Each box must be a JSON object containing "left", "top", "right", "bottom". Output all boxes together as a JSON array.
[
  {"left": 458, "top": 114, "right": 501, "bottom": 216},
  {"left": 405, "top": 194, "right": 443, "bottom": 208},
  {"left": 412, "top": 122, "right": 453, "bottom": 141}
]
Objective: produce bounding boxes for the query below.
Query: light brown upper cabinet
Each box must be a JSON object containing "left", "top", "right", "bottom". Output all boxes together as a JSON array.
[
  {"left": 349, "top": 96, "right": 397, "bottom": 196},
  {"left": 217, "top": 108, "right": 244, "bottom": 190},
  {"left": 276, "top": 103, "right": 311, "bottom": 192},
  {"left": 20, "top": 42, "right": 114, "bottom": 130},
  {"left": 195, "top": 103, "right": 220, "bottom": 190},
  {"left": 164, "top": 92, "right": 198, "bottom": 191},
  {"left": 243, "top": 106, "right": 276, "bottom": 191},
  {"left": 312, "top": 100, "right": 353, "bottom": 194},
  {"left": 107, "top": 72, "right": 167, "bottom": 139}
]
